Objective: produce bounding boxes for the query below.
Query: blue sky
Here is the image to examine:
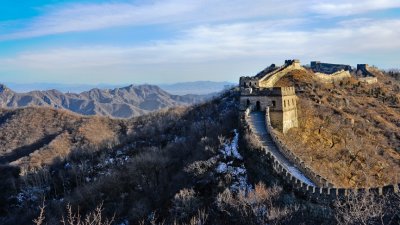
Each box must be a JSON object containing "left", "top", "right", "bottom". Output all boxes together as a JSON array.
[{"left": 0, "top": 0, "right": 399, "bottom": 85}]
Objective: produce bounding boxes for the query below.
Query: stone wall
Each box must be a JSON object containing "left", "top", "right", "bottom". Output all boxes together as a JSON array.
[
  {"left": 311, "top": 61, "right": 352, "bottom": 74},
  {"left": 274, "top": 107, "right": 298, "bottom": 133},
  {"left": 239, "top": 77, "right": 259, "bottom": 88},
  {"left": 259, "top": 60, "right": 306, "bottom": 88},
  {"left": 239, "top": 95, "right": 271, "bottom": 111},
  {"left": 240, "top": 87, "right": 299, "bottom": 133},
  {"left": 265, "top": 107, "right": 329, "bottom": 187},
  {"left": 356, "top": 64, "right": 379, "bottom": 84},
  {"left": 357, "top": 64, "right": 372, "bottom": 76},
  {"left": 314, "top": 70, "right": 351, "bottom": 83},
  {"left": 358, "top": 77, "right": 378, "bottom": 84},
  {"left": 254, "top": 64, "right": 277, "bottom": 79},
  {"left": 241, "top": 108, "right": 400, "bottom": 202},
  {"left": 269, "top": 87, "right": 299, "bottom": 133}
]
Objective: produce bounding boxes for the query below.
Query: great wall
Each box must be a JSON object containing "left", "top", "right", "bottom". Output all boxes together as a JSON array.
[{"left": 239, "top": 59, "right": 399, "bottom": 202}]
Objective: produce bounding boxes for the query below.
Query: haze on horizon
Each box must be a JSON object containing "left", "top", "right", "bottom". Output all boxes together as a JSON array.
[{"left": 0, "top": 0, "right": 399, "bottom": 85}]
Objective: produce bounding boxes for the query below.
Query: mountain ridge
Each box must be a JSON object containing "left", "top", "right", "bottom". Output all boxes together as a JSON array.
[
  {"left": 0, "top": 83, "right": 211, "bottom": 118},
  {"left": 4, "top": 81, "right": 235, "bottom": 94}
]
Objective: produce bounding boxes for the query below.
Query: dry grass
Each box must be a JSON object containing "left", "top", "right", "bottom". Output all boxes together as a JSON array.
[
  {"left": 275, "top": 69, "right": 400, "bottom": 187},
  {"left": 0, "top": 107, "right": 126, "bottom": 172}
]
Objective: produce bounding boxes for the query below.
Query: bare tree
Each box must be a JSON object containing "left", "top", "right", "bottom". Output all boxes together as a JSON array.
[{"left": 334, "top": 191, "right": 387, "bottom": 225}]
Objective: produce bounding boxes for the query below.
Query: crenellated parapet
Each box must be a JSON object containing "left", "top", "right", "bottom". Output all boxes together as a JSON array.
[{"left": 239, "top": 76, "right": 259, "bottom": 89}]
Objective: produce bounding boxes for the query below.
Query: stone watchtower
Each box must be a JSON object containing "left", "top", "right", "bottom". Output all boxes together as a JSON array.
[
  {"left": 239, "top": 60, "right": 300, "bottom": 133},
  {"left": 268, "top": 87, "right": 299, "bottom": 133}
]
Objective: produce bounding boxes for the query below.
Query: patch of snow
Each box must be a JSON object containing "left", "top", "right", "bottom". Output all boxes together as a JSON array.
[
  {"left": 105, "top": 158, "right": 114, "bottom": 165},
  {"left": 215, "top": 129, "right": 253, "bottom": 193},
  {"left": 16, "top": 186, "right": 49, "bottom": 205},
  {"left": 64, "top": 162, "right": 71, "bottom": 169},
  {"left": 174, "top": 136, "right": 186, "bottom": 143},
  {"left": 232, "top": 166, "right": 246, "bottom": 176},
  {"left": 216, "top": 162, "right": 228, "bottom": 174},
  {"left": 220, "top": 129, "right": 242, "bottom": 160},
  {"left": 230, "top": 173, "right": 252, "bottom": 193}
]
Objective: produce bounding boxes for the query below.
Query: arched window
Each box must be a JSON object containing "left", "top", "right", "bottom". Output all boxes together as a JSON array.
[{"left": 284, "top": 100, "right": 286, "bottom": 108}]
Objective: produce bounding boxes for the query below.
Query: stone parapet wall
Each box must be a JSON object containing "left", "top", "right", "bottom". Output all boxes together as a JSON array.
[
  {"left": 314, "top": 70, "right": 351, "bottom": 83},
  {"left": 265, "top": 107, "right": 331, "bottom": 187},
  {"left": 358, "top": 77, "right": 378, "bottom": 84},
  {"left": 259, "top": 62, "right": 306, "bottom": 88},
  {"left": 241, "top": 108, "right": 400, "bottom": 202}
]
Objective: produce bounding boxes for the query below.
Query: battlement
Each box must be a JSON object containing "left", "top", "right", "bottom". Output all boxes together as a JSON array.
[
  {"left": 357, "top": 64, "right": 369, "bottom": 71},
  {"left": 255, "top": 64, "right": 277, "bottom": 79},
  {"left": 285, "top": 59, "right": 301, "bottom": 69},
  {"left": 239, "top": 76, "right": 259, "bottom": 88},
  {"left": 285, "top": 59, "right": 300, "bottom": 65},
  {"left": 356, "top": 64, "right": 374, "bottom": 76}
]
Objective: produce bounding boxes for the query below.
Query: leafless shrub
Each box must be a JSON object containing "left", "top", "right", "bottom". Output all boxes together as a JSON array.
[
  {"left": 216, "top": 182, "right": 295, "bottom": 225},
  {"left": 60, "top": 203, "right": 114, "bottom": 225},
  {"left": 170, "top": 188, "right": 201, "bottom": 221},
  {"left": 188, "top": 209, "right": 208, "bottom": 225},
  {"left": 33, "top": 202, "right": 46, "bottom": 225},
  {"left": 334, "top": 191, "right": 386, "bottom": 225}
]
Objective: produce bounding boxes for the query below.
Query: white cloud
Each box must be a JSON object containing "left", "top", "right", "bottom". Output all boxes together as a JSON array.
[
  {"left": 1, "top": 18, "right": 399, "bottom": 82},
  {"left": 0, "top": 0, "right": 306, "bottom": 40},
  {"left": 0, "top": 0, "right": 197, "bottom": 40},
  {"left": 1, "top": 0, "right": 399, "bottom": 41},
  {"left": 310, "top": 0, "right": 400, "bottom": 17}
]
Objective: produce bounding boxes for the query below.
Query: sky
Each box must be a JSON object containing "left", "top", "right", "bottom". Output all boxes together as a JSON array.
[{"left": 0, "top": 0, "right": 399, "bottom": 85}]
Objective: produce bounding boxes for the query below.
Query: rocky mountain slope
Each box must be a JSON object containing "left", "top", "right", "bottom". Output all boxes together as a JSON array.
[
  {"left": 0, "top": 84, "right": 209, "bottom": 118},
  {"left": 0, "top": 83, "right": 399, "bottom": 225},
  {"left": 274, "top": 68, "right": 400, "bottom": 188},
  {"left": 0, "top": 107, "right": 128, "bottom": 172}
]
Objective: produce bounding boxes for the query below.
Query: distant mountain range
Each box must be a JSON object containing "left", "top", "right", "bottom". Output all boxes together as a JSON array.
[
  {"left": 0, "top": 84, "right": 216, "bottom": 118},
  {"left": 159, "top": 81, "right": 235, "bottom": 95},
  {"left": 5, "top": 81, "right": 235, "bottom": 95}
]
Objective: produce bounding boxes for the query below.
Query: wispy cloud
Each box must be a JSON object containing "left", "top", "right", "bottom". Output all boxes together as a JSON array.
[
  {"left": 310, "top": 0, "right": 400, "bottom": 17},
  {"left": 0, "top": 0, "right": 399, "bottom": 84},
  {"left": 0, "top": 0, "right": 294, "bottom": 40},
  {"left": 2, "top": 19, "right": 399, "bottom": 72},
  {"left": 1, "top": 0, "right": 399, "bottom": 41},
  {"left": 0, "top": 0, "right": 198, "bottom": 40}
]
